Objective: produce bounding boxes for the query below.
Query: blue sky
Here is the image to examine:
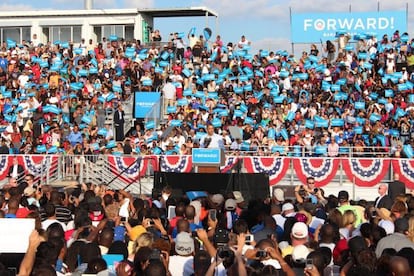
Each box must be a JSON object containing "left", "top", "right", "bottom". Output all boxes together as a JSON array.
[{"left": 1, "top": 0, "right": 413, "bottom": 54}]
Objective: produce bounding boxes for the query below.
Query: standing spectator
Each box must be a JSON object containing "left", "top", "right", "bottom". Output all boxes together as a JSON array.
[
  {"left": 375, "top": 218, "right": 414, "bottom": 257},
  {"left": 67, "top": 125, "right": 83, "bottom": 147},
  {"left": 7, "top": 156, "right": 24, "bottom": 179},
  {"left": 41, "top": 203, "right": 67, "bottom": 231},
  {"left": 325, "top": 40, "right": 336, "bottom": 64},
  {"left": 337, "top": 191, "right": 363, "bottom": 227},
  {"left": 169, "top": 232, "right": 194, "bottom": 276},
  {"left": 328, "top": 139, "right": 339, "bottom": 157},
  {"left": 375, "top": 184, "right": 393, "bottom": 210},
  {"left": 162, "top": 78, "right": 176, "bottom": 115},
  {"left": 388, "top": 173, "right": 406, "bottom": 201},
  {"left": 114, "top": 105, "right": 125, "bottom": 142},
  {"left": 238, "top": 35, "right": 251, "bottom": 49}
]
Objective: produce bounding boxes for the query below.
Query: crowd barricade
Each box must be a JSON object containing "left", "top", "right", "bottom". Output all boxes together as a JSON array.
[{"left": 0, "top": 154, "right": 413, "bottom": 191}]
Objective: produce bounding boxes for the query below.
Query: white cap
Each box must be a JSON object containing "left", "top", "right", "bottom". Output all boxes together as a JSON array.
[
  {"left": 291, "top": 222, "right": 308, "bottom": 239},
  {"left": 282, "top": 202, "right": 294, "bottom": 212}
]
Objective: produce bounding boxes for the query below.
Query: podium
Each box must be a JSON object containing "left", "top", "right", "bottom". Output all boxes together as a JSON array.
[{"left": 192, "top": 148, "right": 225, "bottom": 173}]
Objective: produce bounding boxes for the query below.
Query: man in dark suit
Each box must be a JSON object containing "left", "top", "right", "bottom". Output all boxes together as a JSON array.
[
  {"left": 7, "top": 156, "right": 25, "bottom": 180},
  {"left": 375, "top": 184, "right": 393, "bottom": 210},
  {"left": 113, "top": 105, "right": 125, "bottom": 142},
  {"left": 388, "top": 173, "right": 406, "bottom": 201}
]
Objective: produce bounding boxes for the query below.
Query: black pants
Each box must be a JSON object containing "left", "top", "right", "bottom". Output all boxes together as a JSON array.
[{"left": 115, "top": 124, "right": 124, "bottom": 141}]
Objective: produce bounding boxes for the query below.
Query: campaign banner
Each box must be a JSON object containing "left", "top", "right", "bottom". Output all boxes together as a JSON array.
[
  {"left": 192, "top": 148, "right": 223, "bottom": 165},
  {"left": 291, "top": 11, "right": 407, "bottom": 43},
  {"left": 134, "top": 92, "right": 161, "bottom": 118}
]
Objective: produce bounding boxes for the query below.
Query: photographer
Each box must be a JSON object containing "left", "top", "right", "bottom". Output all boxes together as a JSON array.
[
  {"left": 294, "top": 177, "right": 326, "bottom": 205},
  {"left": 253, "top": 238, "right": 295, "bottom": 276},
  {"left": 205, "top": 232, "right": 247, "bottom": 276}
]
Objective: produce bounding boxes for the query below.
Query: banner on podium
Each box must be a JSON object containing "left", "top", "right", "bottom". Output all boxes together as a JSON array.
[{"left": 192, "top": 148, "right": 224, "bottom": 166}]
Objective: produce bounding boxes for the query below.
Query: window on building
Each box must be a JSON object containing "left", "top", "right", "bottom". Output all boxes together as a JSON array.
[
  {"left": 94, "top": 26, "right": 102, "bottom": 42},
  {"left": 1, "top": 27, "right": 31, "bottom": 43},
  {"left": 99, "top": 25, "right": 133, "bottom": 41},
  {"left": 48, "top": 26, "right": 82, "bottom": 44},
  {"left": 125, "top": 25, "right": 134, "bottom": 42},
  {"left": 73, "top": 26, "right": 81, "bottom": 42},
  {"left": 3, "top": 28, "right": 20, "bottom": 43}
]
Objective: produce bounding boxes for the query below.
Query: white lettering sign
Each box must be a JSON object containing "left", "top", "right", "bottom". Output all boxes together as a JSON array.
[{"left": 303, "top": 17, "right": 396, "bottom": 32}]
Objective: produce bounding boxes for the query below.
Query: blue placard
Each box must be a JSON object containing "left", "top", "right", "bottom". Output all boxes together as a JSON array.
[
  {"left": 291, "top": 11, "right": 407, "bottom": 43},
  {"left": 134, "top": 92, "right": 161, "bottom": 118},
  {"left": 192, "top": 148, "right": 222, "bottom": 165}
]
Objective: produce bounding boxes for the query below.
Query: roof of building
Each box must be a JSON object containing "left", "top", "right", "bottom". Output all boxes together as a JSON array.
[{"left": 0, "top": 6, "right": 218, "bottom": 19}]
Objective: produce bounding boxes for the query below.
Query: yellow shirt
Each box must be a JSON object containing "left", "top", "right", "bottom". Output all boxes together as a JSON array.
[
  {"left": 129, "top": 225, "right": 146, "bottom": 241},
  {"left": 127, "top": 225, "right": 147, "bottom": 255}
]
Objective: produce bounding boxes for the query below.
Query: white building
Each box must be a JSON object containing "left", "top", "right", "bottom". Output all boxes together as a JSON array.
[{"left": 0, "top": 4, "right": 218, "bottom": 45}]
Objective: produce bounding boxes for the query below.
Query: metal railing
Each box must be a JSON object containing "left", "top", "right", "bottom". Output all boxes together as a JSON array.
[
  {"left": 0, "top": 154, "right": 410, "bottom": 200},
  {"left": 221, "top": 145, "right": 395, "bottom": 158}
]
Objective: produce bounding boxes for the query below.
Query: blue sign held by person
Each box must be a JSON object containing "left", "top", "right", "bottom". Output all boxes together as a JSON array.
[{"left": 134, "top": 92, "right": 161, "bottom": 118}]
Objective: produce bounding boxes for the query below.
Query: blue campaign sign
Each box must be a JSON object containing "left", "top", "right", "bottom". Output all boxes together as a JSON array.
[
  {"left": 291, "top": 11, "right": 407, "bottom": 43},
  {"left": 192, "top": 148, "right": 223, "bottom": 165},
  {"left": 134, "top": 92, "right": 161, "bottom": 118}
]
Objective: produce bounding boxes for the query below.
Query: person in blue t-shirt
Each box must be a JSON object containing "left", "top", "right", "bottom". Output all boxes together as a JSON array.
[{"left": 67, "top": 125, "right": 83, "bottom": 147}]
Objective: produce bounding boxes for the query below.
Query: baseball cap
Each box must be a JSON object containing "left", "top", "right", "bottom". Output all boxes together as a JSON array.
[
  {"left": 291, "top": 222, "right": 308, "bottom": 239},
  {"left": 273, "top": 188, "right": 284, "bottom": 202},
  {"left": 225, "top": 199, "right": 237, "bottom": 211},
  {"left": 233, "top": 191, "right": 244, "bottom": 204},
  {"left": 211, "top": 194, "right": 224, "bottom": 205},
  {"left": 292, "top": 244, "right": 310, "bottom": 262},
  {"left": 24, "top": 186, "right": 36, "bottom": 197},
  {"left": 338, "top": 191, "right": 349, "bottom": 202},
  {"left": 175, "top": 232, "right": 195, "bottom": 256},
  {"left": 294, "top": 213, "right": 308, "bottom": 224},
  {"left": 282, "top": 202, "right": 294, "bottom": 213}
]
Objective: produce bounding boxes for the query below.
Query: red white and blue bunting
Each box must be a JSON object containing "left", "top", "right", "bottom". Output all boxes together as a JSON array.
[
  {"left": 20, "top": 155, "right": 58, "bottom": 176},
  {"left": 292, "top": 158, "right": 340, "bottom": 187},
  {"left": 341, "top": 159, "right": 390, "bottom": 187},
  {"left": 220, "top": 156, "right": 240, "bottom": 173},
  {"left": 0, "top": 155, "right": 9, "bottom": 179},
  {"left": 107, "top": 156, "right": 148, "bottom": 180},
  {"left": 243, "top": 157, "right": 290, "bottom": 185},
  {"left": 3, "top": 154, "right": 413, "bottom": 189},
  {"left": 159, "top": 155, "right": 193, "bottom": 173},
  {"left": 392, "top": 159, "right": 414, "bottom": 189}
]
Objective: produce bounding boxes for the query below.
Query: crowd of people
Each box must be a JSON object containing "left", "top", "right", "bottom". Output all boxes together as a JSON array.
[
  {"left": 1, "top": 173, "right": 414, "bottom": 275},
  {"left": 0, "top": 29, "right": 414, "bottom": 157}
]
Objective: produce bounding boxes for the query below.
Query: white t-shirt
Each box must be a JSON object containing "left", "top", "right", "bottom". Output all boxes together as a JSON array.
[
  {"left": 168, "top": 255, "right": 193, "bottom": 276},
  {"left": 42, "top": 219, "right": 67, "bottom": 231},
  {"left": 162, "top": 83, "right": 176, "bottom": 100},
  {"left": 119, "top": 198, "right": 130, "bottom": 219},
  {"left": 272, "top": 214, "right": 286, "bottom": 230}
]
